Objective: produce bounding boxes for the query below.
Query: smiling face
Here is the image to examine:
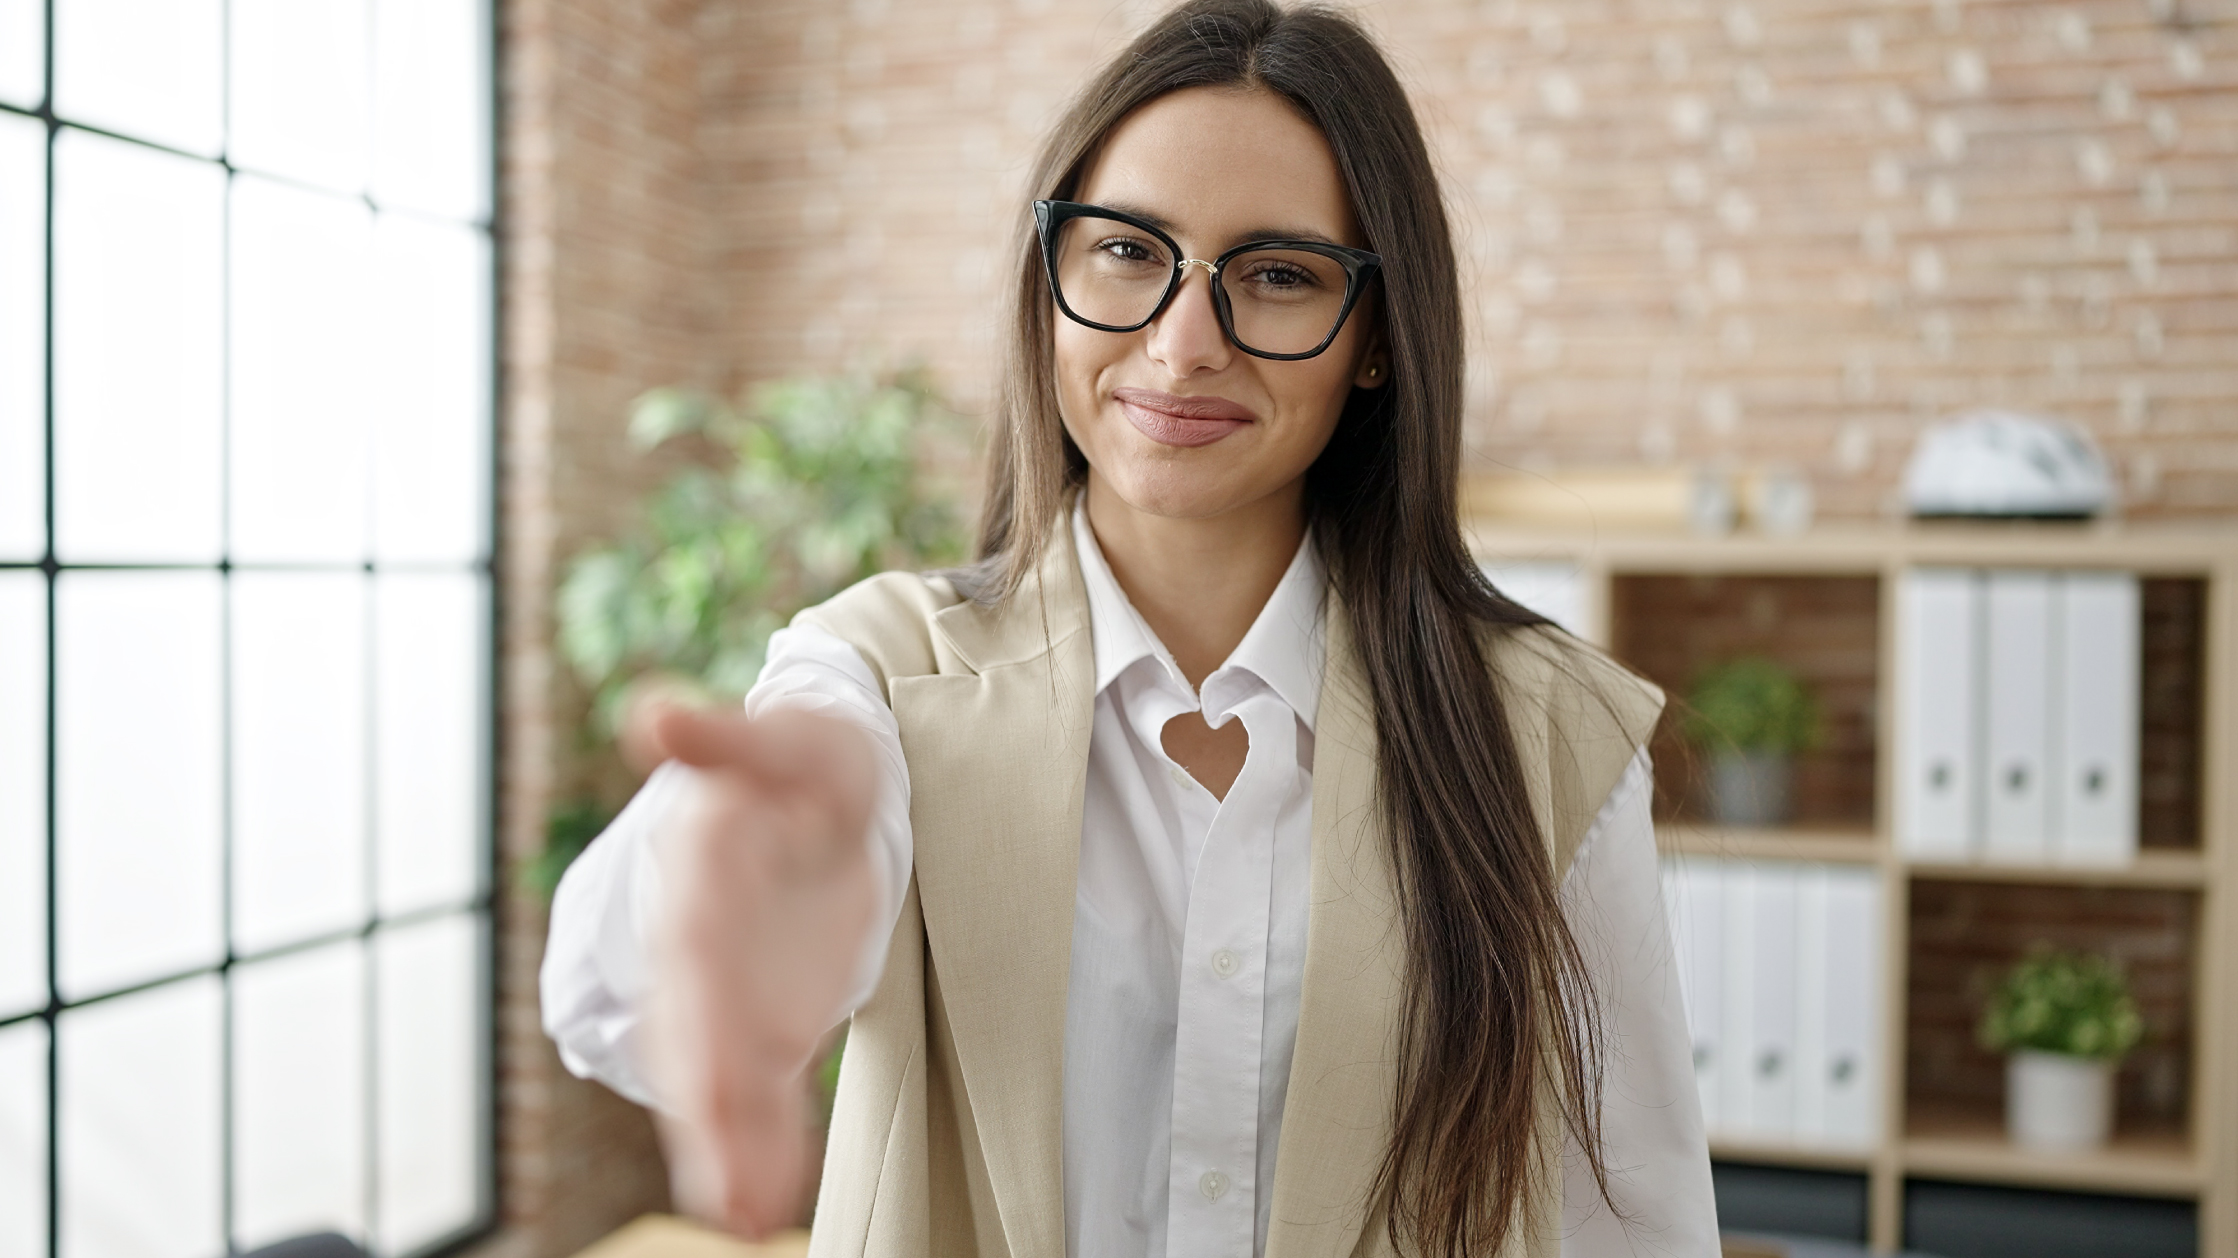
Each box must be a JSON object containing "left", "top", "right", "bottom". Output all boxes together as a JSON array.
[{"left": 1054, "top": 86, "right": 1383, "bottom": 524}]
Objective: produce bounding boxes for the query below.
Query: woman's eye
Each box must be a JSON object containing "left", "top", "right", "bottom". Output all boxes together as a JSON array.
[
  {"left": 1245, "top": 263, "right": 1318, "bottom": 289},
  {"left": 1095, "top": 237, "right": 1161, "bottom": 264}
]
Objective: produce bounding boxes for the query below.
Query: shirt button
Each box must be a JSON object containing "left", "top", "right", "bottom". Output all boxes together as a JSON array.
[
  {"left": 1167, "top": 764, "right": 1193, "bottom": 789},
  {"left": 1211, "top": 949, "right": 1239, "bottom": 978},
  {"left": 1199, "top": 1169, "right": 1229, "bottom": 1201}
]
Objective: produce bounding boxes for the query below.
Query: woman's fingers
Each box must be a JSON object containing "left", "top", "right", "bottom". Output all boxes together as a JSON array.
[
  {"left": 654, "top": 1016, "right": 813, "bottom": 1238},
  {"left": 616, "top": 676, "right": 707, "bottom": 775},
  {"left": 641, "top": 700, "right": 882, "bottom": 1240},
  {"left": 649, "top": 703, "right": 877, "bottom": 803}
]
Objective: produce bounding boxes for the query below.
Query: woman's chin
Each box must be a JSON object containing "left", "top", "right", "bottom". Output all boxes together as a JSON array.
[{"left": 1093, "top": 459, "right": 1289, "bottom": 524}]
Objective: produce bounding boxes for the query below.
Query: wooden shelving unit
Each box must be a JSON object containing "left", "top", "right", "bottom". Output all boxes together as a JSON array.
[
  {"left": 1907, "top": 851, "right": 2210, "bottom": 891},
  {"left": 1657, "top": 824, "right": 1881, "bottom": 866},
  {"left": 1468, "top": 514, "right": 2238, "bottom": 1256},
  {"left": 1902, "top": 1109, "right": 2200, "bottom": 1198}
]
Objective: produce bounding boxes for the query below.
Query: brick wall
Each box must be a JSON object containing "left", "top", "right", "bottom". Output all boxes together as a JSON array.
[
  {"left": 704, "top": 0, "right": 2237, "bottom": 519},
  {"left": 492, "top": 1, "right": 2236, "bottom": 1253},
  {"left": 494, "top": 0, "right": 726, "bottom": 1251}
]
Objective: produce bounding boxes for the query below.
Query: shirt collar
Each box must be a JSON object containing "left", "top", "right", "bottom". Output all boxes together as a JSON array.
[{"left": 1070, "top": 502, "right": 1327, "bottom": 730}]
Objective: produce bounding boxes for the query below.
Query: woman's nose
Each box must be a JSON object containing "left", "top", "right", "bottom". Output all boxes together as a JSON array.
[{"left": 1143, "top": 266, "right": 1232, "bottom": 377}]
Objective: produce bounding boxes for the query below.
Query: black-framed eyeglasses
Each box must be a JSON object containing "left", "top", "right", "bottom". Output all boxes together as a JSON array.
[{"left": 1033, "top": 199, "right": 1382, "bottom": 361}]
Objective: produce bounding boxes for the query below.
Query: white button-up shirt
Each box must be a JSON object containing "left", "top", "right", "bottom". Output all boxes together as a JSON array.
[{"left": 542, "top": 507, "right": 1717, "bottom": 1258}]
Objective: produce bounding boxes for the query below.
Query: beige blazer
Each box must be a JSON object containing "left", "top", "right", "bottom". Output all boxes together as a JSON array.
[{"left": 794, "top": 529, "right": 1662, "bottom": 1258}]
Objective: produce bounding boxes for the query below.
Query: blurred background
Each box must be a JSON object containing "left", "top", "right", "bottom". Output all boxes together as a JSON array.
[{"left": 0, "top": 1, "right": 2231, "bottom": 1258}]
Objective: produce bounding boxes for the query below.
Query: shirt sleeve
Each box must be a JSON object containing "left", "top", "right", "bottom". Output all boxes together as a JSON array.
[
  {"left": 538, "top": 623, "right": 915, "bottom": 1108},
  {"left": 1558, "top": 750, "right": 1721, "bottom": 1257}
]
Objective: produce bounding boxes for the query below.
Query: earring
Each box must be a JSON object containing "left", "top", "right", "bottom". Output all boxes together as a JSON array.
[{"left": 1367, "top": 364, "right": 1382, "bottom": 379}]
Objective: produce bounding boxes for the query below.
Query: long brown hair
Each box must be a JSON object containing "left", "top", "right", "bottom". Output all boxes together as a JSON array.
[{"left": 969, "top": 1, "right": 1611, "bottom": 1252}]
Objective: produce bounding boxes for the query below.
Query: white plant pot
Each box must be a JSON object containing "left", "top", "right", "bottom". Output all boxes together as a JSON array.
[
  {"left": 1709, "top": 749, "right": 1793, "bottom": 827},
  {"left": 2006, "top": 1049, "right": 2115, "bottom": 1153}
]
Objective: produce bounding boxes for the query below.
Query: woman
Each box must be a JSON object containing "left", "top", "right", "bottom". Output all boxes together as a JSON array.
[{"left": 543, "top": 2, "right": 1715, "bottom": 1255}]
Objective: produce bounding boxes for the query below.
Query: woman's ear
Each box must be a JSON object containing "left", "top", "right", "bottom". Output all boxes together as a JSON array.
[{"left": 1353, "top": 349, "right": 1390, "bottom": 390}]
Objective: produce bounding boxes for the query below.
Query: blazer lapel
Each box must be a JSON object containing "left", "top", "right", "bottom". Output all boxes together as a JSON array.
[
  {"left": 887, "top": 534, "right": 1095, "bottom": 1258},
  {"left": 1265, "top": 606, "right": 1406, "bottom": 1258}
]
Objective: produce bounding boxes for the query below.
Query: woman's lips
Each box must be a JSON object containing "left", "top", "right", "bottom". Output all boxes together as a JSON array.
[{"left": 1112, "top": 387, "right": 1259, "bottom": 448}]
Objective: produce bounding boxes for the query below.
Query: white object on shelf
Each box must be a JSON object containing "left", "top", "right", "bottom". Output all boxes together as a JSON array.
[
  {"left": 1897, "top": 569, "right": 1982, "bottom": 860},
  {"left": 2006, "top": 1049, "right": 2114, "bottom": 1153},
  {"left": 1675, "top": 856, "right": 1881, "bottom": 1152},
  {"left": 1479, "top": 559, "right": 1590, "bottom": 639},
  {"left": 1745, "top": 863, "right": 1801, "bottom": 1140},
  {"left": 1903, "top": 410, "right": 2113, "bottom": 518},
  {"left": 1718, "top": 861, "right": 1759, "bottom": 1137},
  {"left": 2053, "top": 573, "right": 2140, "bottom": 866},
  {"left": 1983, "top": 571, "right": 2054, "bottom": 863},
  {"left": 1664, "top": 856, "right": 1725, "bottom": 1126},
  {"left": 1793, "top": 868, "right": 1832, "bottom": 1145},
  {"left": 1818, "top": 865, "right": 1881, "bottom": 1147},
  {"left": 1744, "top": 465, "right": 1816, "bottom": 536}
]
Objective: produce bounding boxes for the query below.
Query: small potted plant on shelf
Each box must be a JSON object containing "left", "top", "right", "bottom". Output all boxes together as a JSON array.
[
  {"left": 1681, "top": 655, "right": 1821, "bottom": 827},
  {"left": 1978, "top": 946, "right": 2144, "bottom": 1153}
]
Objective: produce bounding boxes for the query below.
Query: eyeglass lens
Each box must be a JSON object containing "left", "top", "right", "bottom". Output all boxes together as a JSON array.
[{"left": 1052, "top": 214, "right": 1352, "bottom": 357}]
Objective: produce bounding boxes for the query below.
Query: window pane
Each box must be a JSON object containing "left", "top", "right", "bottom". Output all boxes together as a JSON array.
[
  {"left": 374, "top": 573, "right": 484, "bottom": 916},
  {"left": 0, "top": 0, "right": 41, "bottom": 109},
  {"left": 0, "top": 574, "right": 44, "bottom": 1020},
  {"left": 370, "top": 214, "right": 489, "bottom": 564},
  {"left": 234, "top": 942, "right": 366, "bottom": 1250},
  {"left": 55, "top": 573, "right": 223, "bottom": 1000},
  {"left": 370, "top": 0, "right": 489, "bottom": 223},
  {"left": 230, "top": 0, "right": 370, "bottom": 196},
  {"left": 232, "top": 574, "right": 368, "bottom": 955},
  {"left": 51, "top": 0, "right": 221, "bottom": 156},
  {"left": 0, "top": 1019, "right": 47, "bottom": 1258},
  {"left": 58, "top": 975, "right": 222, "bottom": 1258},
  {"left": 52, "top": 130, "right": 224, "bottom": 564},
  {"left": 374, "top": 913, "right": 482, "bottom": 1255},
  {"left": 231, "top": 176, "right": 373, "bottom": 565},
  {"left": 0, "top": 112, "right": 42, "bottom": 560}
]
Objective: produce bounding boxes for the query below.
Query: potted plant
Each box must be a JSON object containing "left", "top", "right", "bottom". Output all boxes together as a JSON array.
[
  {"left": 1681, "top": 656, "right": 1820, "bottom": 827},
  {"left": 555, "top": 367, "right": 968, "bottom": 739},
  {"left": 1977, "top": 946, "right": 2143, "bottom": 1153}
]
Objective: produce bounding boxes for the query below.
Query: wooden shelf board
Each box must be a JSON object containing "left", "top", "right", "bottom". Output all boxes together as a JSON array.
[
  {"left": 1464, "top": 517, "right": 2238, "bottom": 574},
  {"left": 1658, "top": 824, "right": 1882, "bottom": 865},
  {"left": 1707, "top": 1134, "right": 1878, "bottom": 1172},
  {"left": 1905, "top": 850, "right": 2210, "bottom": 889},
  {"left": 1655, "top": 831, "right": 2213, "bottom": 887},
  {"left": 1901, "top": 1110, "right": 2200, "bottom": 1198}
]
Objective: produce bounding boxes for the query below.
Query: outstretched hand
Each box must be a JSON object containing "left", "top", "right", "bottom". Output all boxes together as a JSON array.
[{"left": 630, "top": 695, "right": 880, "bottom": 1239}]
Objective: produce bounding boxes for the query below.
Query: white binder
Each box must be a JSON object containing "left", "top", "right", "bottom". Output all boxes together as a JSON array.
[
  {"left": 1717, "top": 861, "right": 1758, "bottom": 1136},
  {"left": 1898, "top": 569, "right": 1981, "bottom": 859},
  {"left": 1480, "top": 559, "right": 1591, "bottom": 640},
  {"left": 1744, "top": 863, "right": 1800, "bottom": 1139},
  {"left": 1819, "top": 864, "right": 1881, "bottom": 1145},
  {"left": 1665, "top": 856, "right": 1724, "bottom": 1128},
  {"left": 2053, "top": 572, "right": 2140, "bottom": 866},
  {"left": 1983, "top": 571, "right": 2054, "bottom": 861},
  {"left": 1792, "top": 867, "right": 1832, "bottom": 1144}
]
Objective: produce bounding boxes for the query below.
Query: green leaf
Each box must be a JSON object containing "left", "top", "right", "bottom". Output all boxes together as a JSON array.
[
  {"left": 521, "top": 798, "right": 615, "bottom": 901},
  {"left": 1976, "top": 946, "right": 2143, "bottom": 1061},
  {"left": 555, "top": 364, "right": 968, "bottom": 757},
  {"left": 629, "top": 386, "right": 725, "bottom": 451},
  {"left": 556, "top": 549, "right": 641, "bottom": 683},
  {"left": 1682, "top": 656, "right": 1822, "bottom": 754}
]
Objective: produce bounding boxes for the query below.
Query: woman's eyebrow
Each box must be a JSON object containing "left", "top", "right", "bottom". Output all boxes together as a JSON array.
[
  {"left": 1096, "top": 200, "right": 1343, "bottom": 249},
  {"left": 1234, "top": 225, "right": 1342, "bottom": 247}
]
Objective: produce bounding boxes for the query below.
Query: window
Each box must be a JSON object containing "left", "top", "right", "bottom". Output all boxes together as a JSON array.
[{"left": 0, "top": 2, "right": 496, "bottom": 1255}]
